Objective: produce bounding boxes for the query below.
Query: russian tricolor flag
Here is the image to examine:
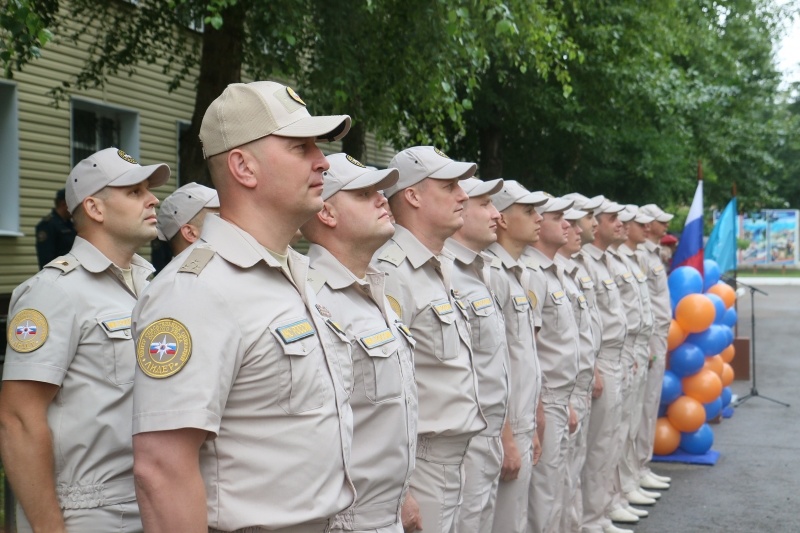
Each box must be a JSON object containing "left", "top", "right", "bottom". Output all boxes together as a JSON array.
[{"left": 672, "top": 179, "right": 704, "bottom": 276}]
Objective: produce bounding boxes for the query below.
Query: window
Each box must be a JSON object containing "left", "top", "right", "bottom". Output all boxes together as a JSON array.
[
  {"left": 176, "top": 120, "right": 191, "bottom": 187},
  {"left": 0, "top": 81, "right": 21, "bottom": 236},
  {"left": 70, "top": 98, "right": 139, "bottom": 166}
]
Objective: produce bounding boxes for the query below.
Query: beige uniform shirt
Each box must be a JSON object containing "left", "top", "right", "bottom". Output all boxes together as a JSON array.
[
  {"left": 4, "top": 237, "right": 152, "bottom": 509},
  {"left": 446, "top": 238, "right": 510, "bottom": 436},
  {"left": 374, "top": 225, "right": 486, "bottom": 439},
  {"left": 555, "top": 255, "right": 596, "bottom": 392},
  {"left": 522, "top": 247, "right": 579, "bottom": 401},
  {"left": 307, "top": 244, "right": 418, "bottom": 530},
  {"left": 612, "top": 244, "right": 654, "bottom": 342},
  {"left": 637, "top": 241, "right": 671, "bottom": 344},
  {"left": 575, "top": 244, "right": 627, "bottom": 357},
  {"left": 485, "top": 243, "right": 541, "bottom": 434},
  {"left": 132, "top": 215, "right": 355, "bottom": 531}
]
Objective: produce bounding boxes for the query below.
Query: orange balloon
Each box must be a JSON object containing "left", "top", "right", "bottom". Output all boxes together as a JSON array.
[
  {"left": 707, "top": 283, "right": 736, "bottom": 309},
  {"left": 667, "top": 396, "right": 706, "bottom": 432},
  {"left": 720, "top": 344, "right": 736, "bottom": 364},
  {"left": 682, "top": 368, "right": 723, "bottom": 404},
  {"left": 704, "top": 355, "right": 724, "bottom": 377},
  {"left": 721, "top": 363, "right": 735, "bottom": 386},
  {"left": 675, "top": 294, "right": 716, "bottom": 333},
  {"left": 667, "top": 320, "right": 687, "bottom": 351},
  {"left": 653, "top": 417, "right": 681, "bottom": 456}
]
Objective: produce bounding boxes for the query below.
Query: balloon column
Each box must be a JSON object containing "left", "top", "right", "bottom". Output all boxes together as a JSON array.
[{"left": 654, "top": 260, "right": 738, "bottom": 456}]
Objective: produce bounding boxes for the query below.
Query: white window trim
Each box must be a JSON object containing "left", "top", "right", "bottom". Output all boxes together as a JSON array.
[{"left": 0, "top": 80, "right": 22, "bottom": 237}]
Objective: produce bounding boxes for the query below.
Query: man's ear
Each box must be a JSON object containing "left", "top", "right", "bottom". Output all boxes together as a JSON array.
[
  {"left": 403, "top": 186, "right": 423, "bottom": 209},
  {"left": 226, "top": 148, "right": 258, "bottom": 189},
  {"left": 82, "top": 196, "right": 105, "bottom": 223},
  {"left": 497, "top": 211, "right": 509, "bottom": 230},
  {"left": 316, "top": 201, "right": 337, "bottom": 229},
  {"left": 179, "top": 224, "right": 201, "bottom": 244}
]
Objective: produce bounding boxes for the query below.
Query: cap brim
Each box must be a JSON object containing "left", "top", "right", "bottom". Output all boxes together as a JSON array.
[
  {"left": 635, "top": 214, "right": 655, "bottom": 224},
  {"left": 273, "top": 115, "right": 352, "bottom": 142},
  {"left": 465, "top": 178, "right": 504, "bottom": 197},
  {"left": 564, "top": 208, "right": 588, "bottom": 221},
  {"left": 584, "top": 195, "right": 605, "bottom": 211},
  {"left": 538, "top": 198, "right": 574, "bottom": 213},
  {"left": 108, "top": 163, "right": 171, "bottom": 189},
  {"left": 656, "top": 213, "right": 674, "bottom": 222},
  {"left": 517, "top": 191, "right": 550, "bottom": 206},
  {"left": 597, "top": 202, "right": 625, "bottom": 214},
  {"left": 619, "top": 212, "right": 635, "bottom": 222},
  {"left": 341, "top": 168, "right": 400, "bottom": 193},
  {"left": 205, "top": 195, "right": 221, "bottom": 209},
  {"left": 428, "top": 160, "right": 477, "bottom": 180}
]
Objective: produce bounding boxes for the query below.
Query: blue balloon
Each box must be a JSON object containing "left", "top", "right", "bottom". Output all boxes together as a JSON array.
[
  {"left": 722, "top": 307, "right": 738, "bottom": 328},
  {"left": 722, "top": 326, "right": 734, "bottom": 348},
  {"left": 706, "top": 293, "right": 727, "bottom": 324},
  {"left": 680, "top": 423, "right": 715, "bottom": 454},
  {"left": 669, "top": 342, "right": 705, "bottom": 377},
  {"left": 660, "top": 370, "right": 683, "bottom": 405},
  {"left": 668, "top": 266, "right": 704, "bottom": 304},
  {"left": 686, "top": 325, "right": 730, "bottom": 356},
  {"left": 704, "top": 397, "right": 723, "bottom": 420},
  {"left": 703, "top": 260, "right": 722, "bottom": 292},
  {"left": 721, "top": 386, "right": 733, "bottom": 407}
]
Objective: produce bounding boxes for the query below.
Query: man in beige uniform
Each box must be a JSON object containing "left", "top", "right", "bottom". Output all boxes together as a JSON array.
[
  {"left": 131, "top": 81, "right": 356, "bottom": 533},
  {"left": 0, "top": 147, "right": 169, "bottom": 532},
  {"left": 523, "top": 194, "right": 581, "bottom": 533},
  {"left": 486, "top": 181, "right": 547, "bottom": 533},
  {"left": 156, "top": 182, "right": 220, "bottom": 256},
  {"left": 301, "top": 153, "right": 418, "bottom": 533},
  {"left": 635, "top": 204, "right": 675, "bottom": 488},
  {"left": 374, "top": 146, "right": 486, "bottom": 533},
  {"left": 575, "top": 199, "right": 630, "bottom": 533},
  {"left": 445, "top": 177, "right": 509, "bottom": 533}
]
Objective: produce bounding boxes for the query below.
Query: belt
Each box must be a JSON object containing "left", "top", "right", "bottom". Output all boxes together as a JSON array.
[{"left": 57, "top": 476, "right": 135, "bottom": 510}]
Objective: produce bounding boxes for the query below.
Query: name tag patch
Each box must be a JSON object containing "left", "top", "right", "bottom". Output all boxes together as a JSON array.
[
  {"left": 432, "top": 301, "right": 454, "bottom": 316},
  {"left": 622, "top": 272, "right": 634, "bottom": 283},
  {"left": 550, "top": 290, "right": 566, "bottom": 305},
  {"left": 635, "top": 272, "right": 647, "bottom": 282},
  {"left": 579, "top": 276, "right": 594, "bottom": 290},
  {"left": 513, "top": 295, "right": 530, "bottom": 309},
  {"left": 603, "top": 278, "right": 617, "bottom": 289},
  {"left": 276, "top": 320, "right": 316, "bottom": 344},
  {"left": 102, "top": 316, "right": 131, "bottom": 332},
  {"left": 652, "top": 264, "right": 664, "bottom": 274},
  {"left": 360, "top": 328, "right": 395, "bottom": 349},
  {"left": 471, "top": 297, "right": 493, "bottom": 311},
  {"left": 578, "top": 294, "right": 588, "bottom": 309}
]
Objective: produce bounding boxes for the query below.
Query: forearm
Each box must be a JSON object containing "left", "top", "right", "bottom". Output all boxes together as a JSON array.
[{"left": 535, "top": 398, "right": 545, "bottom": 443}]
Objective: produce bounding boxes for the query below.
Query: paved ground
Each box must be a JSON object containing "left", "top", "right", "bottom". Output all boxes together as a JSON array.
[{"left": 634, "top": 283, "right": 800, "bottom": 532}]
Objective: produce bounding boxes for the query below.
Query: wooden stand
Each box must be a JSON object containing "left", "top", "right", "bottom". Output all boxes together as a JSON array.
[{"left": 731, "top": 337, "right": 750, "bottom": 381}]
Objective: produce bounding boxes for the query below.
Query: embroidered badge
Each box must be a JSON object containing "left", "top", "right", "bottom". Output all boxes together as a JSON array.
[
  {"left": 101, "top": 316, "right": 131, "bottom": 332},
  {"left": 514, "top": 295, "right": 531, "bottom": 308},
  {"left": 396, "top": 322, "right": 413, "bottom": 339},
  {"left": 471, "top": 297, "right": 493, "bottom": 311},
  {"left": 432, "top": 301, "right": 454, "bottom": 316},
  {"left": 577, "top": 294, "right": 588, "bottom": 309},
  {"left": 602, "top": 278, "right": 616, "bottom": 289},
  {"left": 346, "top": 154, "right": 366, "bottom": 168},
  {"left": 286, "top": 86, "right": 306, "bottom": 106},
  {"left": 117, "top": 149, "right": 138, "bottom": 165},
  {"left": 275, "top": 319, "right": 316, "bottom": 344},
  {"left": 652, "top": 264, "right": 664, "bottom": 274},
  {"left": 550, "top": 290, "right": 566, "bottom": 305},
  {"left": 7, "top": 309, "right": 48, "bottom": 353},
  {"left": 579, "top": 276, "right": 594, "bottom": 289},
  {"left": 526, "top": 290, "right": 537, "bottom": 308},
  {"left": 360, "top": 328, "right": 395, "bottom": 350},
  {"left": 136, "top": 318, "right": 192, "bottom": 379},
  {"left": 433, "top": 147, "right": 450, "bottom": 159},
  {"left": 387, "top": 295, "right": 402, "bottom": 318},
  {"left": 455, "top": 299, "right": 468, "bottom": 311},
  {"left": 316, "top": 304, "right": 332, "bottom": 318},
  {"left": 635, "top": 272, "right": 647, "bottom": 283},
  {"left": 622, "top": 272, "right": 634, "bottom": 282}
]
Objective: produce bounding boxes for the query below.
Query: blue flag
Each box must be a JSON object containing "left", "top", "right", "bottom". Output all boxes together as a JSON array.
[{"left": 705, "top": 198, "right": 738, "bottom": 273}]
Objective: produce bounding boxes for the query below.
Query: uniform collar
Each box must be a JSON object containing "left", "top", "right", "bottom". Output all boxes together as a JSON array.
[
  {"left": 70, "top": 236, "right": 153, "bottom": 275},
  {"left": 445, "top": 238, "right": 481, "bottom": 266},
  {"left": 308, "top": 243, "right": 375, "bottom": 290},
  {"left": 555, "top": 253, "right": 579, "bottom": 276},
  {"left": 392, "top": 225, "right": 441, "bottom": 269},
  {"left": 617, "top": 243, "right": 636, "bottom": 257},
  {"left": 644, "top": 239, "right": 660, "bottom": 253},
  {"left": 524, "top": 246, "right": 554, "bottom": 270},
  {"left": 582, "top": 242, "right": 605, "bottom": 260},
  {"left": 200, "top": 214, "right": 289, "bottom": 270},
  {"left": 486, "top": 242, "right": 522, "bottom": 270}
]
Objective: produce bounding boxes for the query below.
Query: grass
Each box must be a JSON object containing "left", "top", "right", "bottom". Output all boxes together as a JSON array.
[{"left": 736, "top": 268, "right": 800, "bottom": 277}]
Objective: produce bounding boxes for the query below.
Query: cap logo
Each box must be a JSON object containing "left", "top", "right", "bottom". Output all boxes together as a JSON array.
[
  {"left": 543, "top": 192, "right": 554, "bottom": 198},
  {"left": 346, "top": 154, "right": 366, "bottom": 168},
  {"left": 117, "top": 149, "right": 138, "bottom": 165},
  {"left": 433, "top": 147, "right": 450, "bottom": 159},
  {"left": 286, "top": 87, "right": 306, "bottom": 106}
]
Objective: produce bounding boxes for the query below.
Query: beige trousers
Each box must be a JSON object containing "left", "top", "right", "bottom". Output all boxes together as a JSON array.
[
  {"left": 561, "top": 389, "right": 592, "bottom": 533},
  {"left": 491, "top": 429, "right": 535, "bottom": 533},
  {"left": 456, "top": 435, "right": 503, "bottom": 533},
  {"left": 528, "top": 399, "right": 570, "bottom": 533},
  {"left": 16, "top": 500, "right": 142, "bottom": 533},
  {"left": 637, "top": 334, "right": 668, "bottom": 476},
  {"left": 618, "top": 340, "right": 651, "bottom": 498}
]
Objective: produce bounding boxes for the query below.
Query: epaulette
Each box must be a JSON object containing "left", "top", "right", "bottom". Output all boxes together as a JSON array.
[
  {"left": 490, "top": 256, "right": 503, "bottom": 269},
  {"left": 44, "top": 256, "right": 79, "bottom": 275},
  {"left": 522, "top": 256, "right": 539, "bottom": 271},
  {"left": 178, "top": 246, "right": 215, "bottom": 275},
  {"left": 377, "top": 243, "right": 406, "bottom": 267},
  {"left": 307, "top": 268, "right": 326, "bottom": 294}
]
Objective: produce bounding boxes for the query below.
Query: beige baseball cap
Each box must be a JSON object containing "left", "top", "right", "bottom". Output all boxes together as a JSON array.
[
  {"left": 461, "top": 178, "right": 504, "bottom": 197},
  {"left": 624, "top": 204, "right": 655, "bottom": 224},
  {"left": 564, "top": 208, "right": 589, "bottom": 221},
  {"left": 534, "top": 193, "right": 574, "bottom": 214},
  {"left": 156, "top": 183, "right": 220, "bottom": 241},
  {"left": 383, "top": 146, "right": 477, "bottom": 198},
  {"left": 199, "top": 81, "right": 351, "bottom": 158},
  {"left": 562, "top": 193, "right": 605, "bottom": 212},
  {"left": 321, "top": 153, "right": 399, "bottom": 200},
  {"left": 66, "top": 148, "right": 170, "bottom": 213},
  {"left": 619, "top": 208, "right": 636, "bottom": 222},
  {"left": 595, "top": 199, "right": 625, "bottom": 215},
  {"left": 640, "top": 203, "right": 674, "bottom": 222},
  {"left": 491, "top": 181, "right": 549, "bottom": 212}
]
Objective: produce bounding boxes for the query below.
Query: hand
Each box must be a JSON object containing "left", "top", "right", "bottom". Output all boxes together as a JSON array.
[
  {"left": 649, "top": 356, "right": 655, "bottom": 369},
  {"left": 592, "top": 369, "right": 604, "bottom": 399},
  {"left": 501, "top": 436, "right": 522, "bottom": 481},
  {"left": 568, "top": 405, "right": 578, "bottom": 435},
  {"left": 401, "top": 493, "right": 422, "bottom": 532},
  {"left": 533, "top": 434, "right": 542, "bottom": 465},
  {"left": 633, "top": 360, "right": 639, "bottom": 375}
]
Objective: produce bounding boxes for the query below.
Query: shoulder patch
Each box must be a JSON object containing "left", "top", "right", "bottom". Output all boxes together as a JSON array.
[
  {"left": 178, "top": 247, "right": 215, "bottom": 275},
  {"left": 527, "top": 290, "right": 538, "bottom": 308},
  {"left": 377, "top": 243, "right": 406, "bottom": 267},
  {"left": 307, "top": 269, "right": 326, "bottom": 294},
  {"left": 44, "top": 256, "right": 79, "bottom": 274},
  {"left": 136, "top": 318, "right": 192, "bottom": 378},
  {"left": 387, "top": 295, "right": 402, "bottom": 318},
  {"left": 7, "top": 309, "right": 49, "bottom": 353}
]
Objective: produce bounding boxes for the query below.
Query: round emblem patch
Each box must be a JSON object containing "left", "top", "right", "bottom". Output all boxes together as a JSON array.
[
  {"left": 7, "top": 309, "right": 49, "bottom": 353},
  {"left": 117, "top": 149, "right": 138, "bottom": 165},
  {"left": 346, "top": 154, "right": 366, "bottom": 168},
  {"left": 286, "top": 86, "right": 306, "bottom": 106},
  {"left": 433, "top": 147, "right": 450, "bottom": 159},
  {"left": 527, "top": 290, "right": 538, "bottom": 308},
  {"left": 387, "top": 295, "right": 402, "bottom": 318},
  {"left": 136, "top": 318, "right": 192, "bottom": 379}
]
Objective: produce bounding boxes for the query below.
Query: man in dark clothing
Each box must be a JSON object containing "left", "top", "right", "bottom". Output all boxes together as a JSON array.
[{"left": 35, "top": 188, "right": 76, "bottom": 269}]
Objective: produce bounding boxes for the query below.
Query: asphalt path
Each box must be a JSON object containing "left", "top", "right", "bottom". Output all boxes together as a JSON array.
[{"left": 633, "top": 283, "right": 800, "bottom": 532}]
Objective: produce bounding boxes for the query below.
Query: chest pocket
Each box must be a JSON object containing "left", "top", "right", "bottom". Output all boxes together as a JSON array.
[
  {"left": 542, "top": 290, "right": 570, "bottom": 330},
  {"left": 468, "top": 296, "right": 501, "bottom": 351},
  {"left": 323, "top": 320, "right": 354, "bottom": 397},
  {"left": 601, "top": 278, "right": 621, "bottom": 309},
  {"left": 96, "top": 312, "right": 135, "bottom": 386},
  {"left": 429, "top": 299, "right": 460, "bottom": 361},
  {"left": 270, "top": 317, "right": 326, "bottom": 415},
  {"left": 357, "top": 329, "right": 403, "bottom": 403}
]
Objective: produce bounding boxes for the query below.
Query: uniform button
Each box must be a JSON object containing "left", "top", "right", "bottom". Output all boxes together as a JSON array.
[
  {"left": 124, "top": 330, "right": 131, "bottom": 337},
  {"left": 382, "top": 347, "right": 388, "bottom": 354}
]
